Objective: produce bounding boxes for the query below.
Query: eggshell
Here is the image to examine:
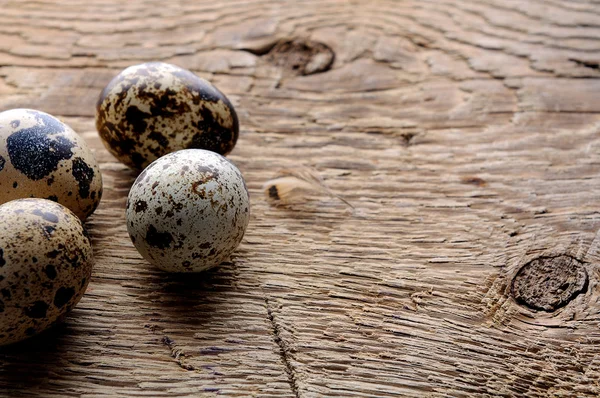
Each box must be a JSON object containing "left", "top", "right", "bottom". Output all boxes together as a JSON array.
[
  {"left": 96, "top": 62, "right": 239, "bottom": 170},
  {"left": 0, "top": 198, "right": 94, "bottom": 346},
  {"left": 0, "top": 109, "right": 103, "bottom": 220},
  {"left": 126, "top": 149, "right": 250, "bottom": 272}
]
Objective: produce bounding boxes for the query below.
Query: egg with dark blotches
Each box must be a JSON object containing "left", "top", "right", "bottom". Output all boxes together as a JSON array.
[
  {"left": 0, "top": 109, "right": 103, "bottom": 220},
  {"left": 96, "top": 62, "right": 240, "bottom": 170},
  {"left": 126, "top": 149, "right": 250, "bottom": 273},
  {"left": 0, "top": 198, "right": 94, "bottom": 346}
]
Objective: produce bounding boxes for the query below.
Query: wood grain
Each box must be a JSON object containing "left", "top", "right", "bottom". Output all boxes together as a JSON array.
[{"left": 1, "top": 0, "right": 600, "bottom": 396}]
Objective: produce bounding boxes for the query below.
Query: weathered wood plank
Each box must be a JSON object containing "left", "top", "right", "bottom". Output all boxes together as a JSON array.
[{"left": 1, "top": 0, "right": 600, "bottom": 396}]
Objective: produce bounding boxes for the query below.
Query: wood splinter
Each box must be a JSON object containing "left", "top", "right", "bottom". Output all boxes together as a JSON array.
[{"left": 263, "top": 166, "right": 352, "bottom": 208}]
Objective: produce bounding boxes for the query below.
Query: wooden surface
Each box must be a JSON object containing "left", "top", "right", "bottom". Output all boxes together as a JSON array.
[{"left": 1, "top": 0, "right": 600, "bottom": 396}]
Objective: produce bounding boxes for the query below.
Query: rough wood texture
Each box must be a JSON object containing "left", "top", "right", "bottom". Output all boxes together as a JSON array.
[{"left": 1, "top": 0, "right": 600, "bottom": 396}]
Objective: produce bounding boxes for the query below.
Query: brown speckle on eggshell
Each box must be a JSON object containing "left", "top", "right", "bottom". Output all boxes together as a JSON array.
[
  {"left": 0, "top": 198, "right": 94, "bottom": 346},
  {"left": 96, "top": 62, "right": 239, "bottom": 170},
  {"left": 0, "top": 109, "right": 103, "bottom": 220}
]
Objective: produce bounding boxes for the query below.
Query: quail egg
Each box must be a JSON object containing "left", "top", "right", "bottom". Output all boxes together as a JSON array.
[
  {"left": 0, "top": 198, "right": 94, "bottom": 346},
  {"left": 0, "top": 109, "right": 103, "bottom": 220},
  {"left": 126, "top": 149, "right": 250, "bottom": 272},
  {"left": 96, "top": 62, "right": 239, "bottom": 170}
]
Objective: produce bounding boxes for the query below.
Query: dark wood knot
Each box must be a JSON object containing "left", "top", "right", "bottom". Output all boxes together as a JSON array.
[
  {"left": 264, "top": 39, "right": 335, "bottom": 76},
  {"left": 511, "top": 255, "right": 588, "bottom": 312}
]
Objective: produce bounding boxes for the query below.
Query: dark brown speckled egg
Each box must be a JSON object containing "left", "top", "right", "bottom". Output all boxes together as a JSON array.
[
  {"left": 96, "top": 62, "right": 239, "bottom": 170},
  {"left": 0, "top": 198, "right": 93, "bottom": 346},
  {"left": 0, "top": 109, "right": 103, "bottom": 220}
]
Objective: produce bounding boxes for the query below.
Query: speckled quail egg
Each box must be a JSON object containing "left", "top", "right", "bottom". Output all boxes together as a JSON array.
[
  {"left": 0, "top": 198, "right": 93, "bottom": 346},
  {"left": 0, "top": 109, "right": 103, "bottom": 220},
  {"left": 126, "top": 149, "right": 250, "bottom": 272},
  {"left": 96, "top": 62, "right": 239, "bottom": 170}
]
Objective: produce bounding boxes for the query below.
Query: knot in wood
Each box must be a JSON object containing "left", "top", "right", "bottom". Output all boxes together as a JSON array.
[
  {"left": 265, "top": 39, "right": 334, "bottom": 75},
  {"left": 511, "top": 255, "right": 588, "bottom": 312}
]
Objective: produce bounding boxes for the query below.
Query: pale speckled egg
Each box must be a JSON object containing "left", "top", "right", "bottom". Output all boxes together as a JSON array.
[
  {"left": 0, "top": 198, "right": 94, "bottom": 346},
  {"left": 126, "top": 149, "right": 250, "bottom": 273},
  {"left": 0, "top": 109, "right": 103, "bottom": 220},
  {"left": 96, "top": 62, "right": 239, "bottom": 170}
]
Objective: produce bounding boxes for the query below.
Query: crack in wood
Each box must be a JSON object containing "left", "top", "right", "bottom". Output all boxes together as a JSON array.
[
  {"left": 265, "top": 296, "right": 300, "bottom": 398},
  {"left": 569, "top": 58, "right": 600, "bottom": 71},
  {"left": 161, "top": 335, "right": 197, "bottom": 371}
]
